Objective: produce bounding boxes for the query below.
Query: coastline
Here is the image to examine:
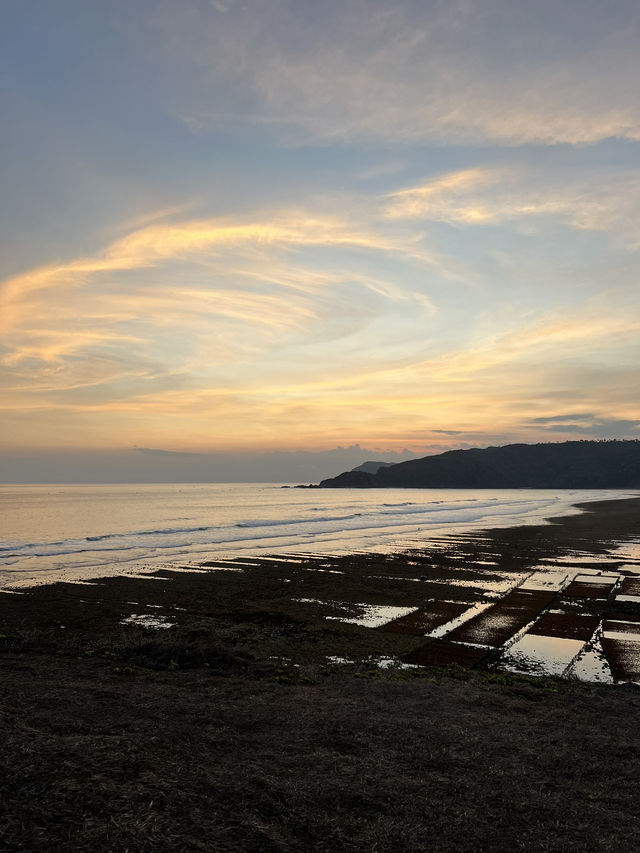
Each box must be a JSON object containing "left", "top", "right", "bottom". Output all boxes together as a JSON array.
[
  {"left": 2, "top": 493, "right": 639, "bottom": 669},
  {"left": 2, "top": 484, "right": 632, "bottom": 589},
  {"left": 1, "top": 494, "right": 640, "bottom": 851}
]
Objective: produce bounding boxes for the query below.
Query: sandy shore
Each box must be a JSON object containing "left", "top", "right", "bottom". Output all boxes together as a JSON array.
[{"left": 1, "top": 496, "right": 640, "bottom": 851}]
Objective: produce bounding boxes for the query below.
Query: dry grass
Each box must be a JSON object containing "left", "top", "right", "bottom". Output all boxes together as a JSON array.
[{"left": 1, "top": 656, "right": 639, "bottom": 852}]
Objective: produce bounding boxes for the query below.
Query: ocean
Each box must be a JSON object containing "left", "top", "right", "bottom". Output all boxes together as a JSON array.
[{"left": 1, "top": 483, "right": 635, "bottom": 589}]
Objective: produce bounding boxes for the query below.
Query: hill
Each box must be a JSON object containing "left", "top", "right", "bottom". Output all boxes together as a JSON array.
[
  {"left": 319, "top": 440, "right": 640, "bottom": 488},
  {"left": 350, "top": 460, "right": 396, "bottom": 474}
]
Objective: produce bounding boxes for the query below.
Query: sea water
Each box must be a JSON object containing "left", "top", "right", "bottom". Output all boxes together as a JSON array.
[{"left": 0, "top": 483, "right": 636, "bottom": 588}]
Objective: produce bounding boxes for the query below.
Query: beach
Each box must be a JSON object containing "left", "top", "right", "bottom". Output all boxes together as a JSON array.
[
  {"left": 6, "top": 1, "right": 640, "bottom": 849},
  {"left": 1, "top": 495, "right": 640, "bottom": 851},
  {"left": 1, "top": 484, "right": 630, "bottom": 588}
]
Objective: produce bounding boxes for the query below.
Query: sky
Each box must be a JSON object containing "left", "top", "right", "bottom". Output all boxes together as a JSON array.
[{"left": 1, "top": 0, "right": 640, "bottom": 481}]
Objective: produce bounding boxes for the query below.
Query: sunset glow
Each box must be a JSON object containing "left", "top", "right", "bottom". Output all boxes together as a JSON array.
[{"left": 2, "top": 1, "right": 639, "bottom": 479}]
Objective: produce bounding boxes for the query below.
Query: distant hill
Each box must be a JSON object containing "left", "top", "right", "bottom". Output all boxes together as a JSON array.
[
  {"left": 350, "top": 460, "right": 396, "bottom": 474},
  {"left": 319, "top": 440, "right": 640, "bottom": 489}
]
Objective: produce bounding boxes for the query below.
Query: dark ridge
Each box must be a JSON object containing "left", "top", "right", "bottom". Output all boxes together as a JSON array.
[
  {"left": 350, "top": 460, "right": 396, "bottom": 474},
  {"left": 319, "top": 440, "right": 640, "bottom": 488}
]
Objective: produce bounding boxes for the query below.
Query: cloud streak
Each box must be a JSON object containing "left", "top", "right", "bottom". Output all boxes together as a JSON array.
[
  {"left": 385, "top": 166, "right": 640, "bottom": 244},
  {"left": 158, "top": 0, "right": 640, "bottom": 146},
  {"left": 0, "top": 215, "right": 405, "bottom": 323},
  {"left": 0, "top": 201, "right": 449, "bottom": 431}
]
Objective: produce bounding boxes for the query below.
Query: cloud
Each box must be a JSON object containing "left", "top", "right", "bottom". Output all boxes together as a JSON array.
[
  {"left": 153, "top": 0, "right": 640, "bottom": 146},
  {"left": 526, "top": 414, "right": 640, "bottom": 436},
  {"left": 0, "top": 443, "right": 422, "bottom": 484},
  {"left": 2, "top": 169, "right": 639, "bottom": 455},
  {"left": 384, "top": 166, "right": 640, "bottom": 243},
  {"left": 385, "top": 169, "right": 502, "bottom": 223},
  {"left": 353, "top": 307, "right": 640, "bottom": 392},
  {"left": 0, "top": 198, "right": 451, "bottom": 432},
  {"left": 0, "top": 212, "right": 423, "bottom": 327},
  {"left": 529, "top": 414, "right": 595, "bottom": 425},
  {"left": 0, "top": 210, "right": 429, "bottom": 377}
]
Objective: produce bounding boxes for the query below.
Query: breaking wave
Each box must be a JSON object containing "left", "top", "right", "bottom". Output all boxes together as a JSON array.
[{"left": 1, "top": 483, "right": 630, "bottom": 584}]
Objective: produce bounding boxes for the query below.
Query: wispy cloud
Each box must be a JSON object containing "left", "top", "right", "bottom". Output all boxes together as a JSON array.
[
  {"left": 0, "top": 213, "right": 419, "bottom": 327},
  {"left": 385, "top": 169, "right": 501, "bottom": 223},
  {"left": 0, "top": 202, "right": 449, "bottom": 430},
  {"left": 2, "top": 178, "right": 639, "bottom": 451},
  {"left": 385, "top": 166, "right": 640, "bottom": 243},
  {"left": 158, "top": 0, "right": 640, "bottom": 146},
  {"left": 526, "top": 413, "right": 640, "bottom": 437}
]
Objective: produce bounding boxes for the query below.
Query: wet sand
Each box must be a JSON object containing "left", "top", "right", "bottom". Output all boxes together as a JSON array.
[{"left": 1, "top": 496, "right": 640, "bottom": 851}]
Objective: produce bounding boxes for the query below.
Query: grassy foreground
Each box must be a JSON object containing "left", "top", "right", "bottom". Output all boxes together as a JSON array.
[{"left": 1, "top": 497, "right": 640, "bottom": 851}]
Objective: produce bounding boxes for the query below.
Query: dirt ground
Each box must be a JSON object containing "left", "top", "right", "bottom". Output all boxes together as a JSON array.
[{"left": 1, "top": 497, "right": 640, "bottom": 851}]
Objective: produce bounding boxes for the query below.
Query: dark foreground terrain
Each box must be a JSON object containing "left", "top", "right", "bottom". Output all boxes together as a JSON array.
[{"left": 1, "top": 497, "right": 640, "bottom": 852}]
